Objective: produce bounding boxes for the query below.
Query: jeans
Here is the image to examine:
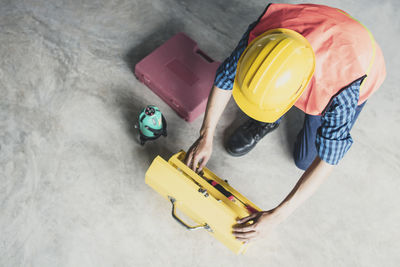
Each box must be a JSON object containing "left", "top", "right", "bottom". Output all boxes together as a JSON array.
[{"left": 293, "top": 101, "right": 367, "bottom": 170}]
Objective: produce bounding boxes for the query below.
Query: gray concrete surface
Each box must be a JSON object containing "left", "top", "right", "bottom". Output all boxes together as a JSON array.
[{"left": 1, "top": 0, "right": 399, "bottom": 266}]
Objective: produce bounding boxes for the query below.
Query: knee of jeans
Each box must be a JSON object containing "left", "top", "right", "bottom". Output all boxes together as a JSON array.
[{"left": 294, "top": 154, "right": 314, "bottom": 171}]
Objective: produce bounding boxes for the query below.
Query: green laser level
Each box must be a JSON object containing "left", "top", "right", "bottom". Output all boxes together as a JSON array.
[{"left": 137, "top": 105, "right": 167, "bottom": 145}]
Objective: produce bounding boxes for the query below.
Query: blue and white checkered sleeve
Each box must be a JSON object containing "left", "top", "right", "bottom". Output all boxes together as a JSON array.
[
  {"left": 214, "top": 22, "right": 257, "bottom": 90},
  {"left": 316, "top": 79, "right": 362, "bottom": 165}
]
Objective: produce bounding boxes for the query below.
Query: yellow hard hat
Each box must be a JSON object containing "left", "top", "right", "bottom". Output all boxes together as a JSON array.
[{"left": 232, "top": 28, "right": 315, "bottom": 123}]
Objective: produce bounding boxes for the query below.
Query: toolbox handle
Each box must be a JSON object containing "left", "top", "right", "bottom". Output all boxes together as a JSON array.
[
  {"left": 168, "top": 196, "right": 213, "bottom": 232},
  {"left": 195, "top": 48, "right": 214, "bottom": 63}
]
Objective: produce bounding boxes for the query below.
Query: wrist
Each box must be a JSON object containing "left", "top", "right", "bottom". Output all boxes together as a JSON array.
[
  {"left": 271, "top": 203, "right": 292, "bottom": 223},
  {"left": 200, "top": 127, "right": 214, "bottom": 142}
]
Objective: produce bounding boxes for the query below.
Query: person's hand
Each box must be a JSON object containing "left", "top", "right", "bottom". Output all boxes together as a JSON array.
[
  {"left": 185, "top": 135, "right": 213, "bottom": 173},
  {"left": 232, "top": 210, "right": 281, "bottom": 242}
]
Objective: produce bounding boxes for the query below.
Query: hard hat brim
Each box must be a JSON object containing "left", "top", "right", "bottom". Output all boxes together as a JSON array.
[{"left": 232, "top": 81, "right": 285, "bottom": 123}]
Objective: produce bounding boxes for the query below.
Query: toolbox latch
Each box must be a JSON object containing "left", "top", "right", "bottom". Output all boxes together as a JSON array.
[{"left": 198, "top": 188, "right": 209, "bottom": 197}]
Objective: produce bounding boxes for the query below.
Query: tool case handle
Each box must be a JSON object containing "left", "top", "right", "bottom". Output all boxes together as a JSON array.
[
  {"left": 168, "top": 196, "right": 213, "bottom": 232},
  {"left": 194, "top": 48, "right": 214, "bottom": 63}
]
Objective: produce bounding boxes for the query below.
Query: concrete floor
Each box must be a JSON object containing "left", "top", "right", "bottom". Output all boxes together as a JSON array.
[{"left": 1, "top": 0, "right": 399, "bottom": 266}]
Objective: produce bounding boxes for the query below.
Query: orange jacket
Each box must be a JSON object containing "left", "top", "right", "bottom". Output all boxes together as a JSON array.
[{"left": 248, "top": 3, "right": 386, "bottom": 115}]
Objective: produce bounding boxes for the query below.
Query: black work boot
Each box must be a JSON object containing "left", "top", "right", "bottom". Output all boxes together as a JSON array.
[{"left": 226, "top": 118, "right": 280, "bottom": 157}]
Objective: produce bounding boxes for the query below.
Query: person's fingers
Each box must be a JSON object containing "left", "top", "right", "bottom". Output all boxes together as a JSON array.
[
  {"left": 188, "top": 147, "right": 199, "bottom": 170},
  {"left": 232, "top": 223, "right": 256, "bottom": 232},
  {"left": 197, "top": 155, "right": 209, "bottom": 173},
  {"left": 232, "top": 231, "right": 257, "bottom": 239},
  {"left": 236, "top": 213, "right": 258, "bottom": 224},
  {"left": 185, "top": 149, "right": 194, "bottom": 166},
  {"left": 192, "top": 154, "right": 201, "bottom": 172},
  {"left": 184, "top": 154, "right": 190, "bottom": 166}
]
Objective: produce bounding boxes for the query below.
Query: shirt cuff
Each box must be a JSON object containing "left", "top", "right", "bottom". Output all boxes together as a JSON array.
[{"left": 316, "top": 135, "right": 353, "bottom": 165}]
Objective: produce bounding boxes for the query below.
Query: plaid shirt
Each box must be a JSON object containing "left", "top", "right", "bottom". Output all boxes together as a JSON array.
[{"left": 214, "top": 23, "right": 362, "bottom": 165}]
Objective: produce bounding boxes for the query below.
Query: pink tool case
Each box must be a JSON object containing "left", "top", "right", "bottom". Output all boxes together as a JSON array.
[{"left": 135, "top": 33, "right": 220, "bottom": 122}]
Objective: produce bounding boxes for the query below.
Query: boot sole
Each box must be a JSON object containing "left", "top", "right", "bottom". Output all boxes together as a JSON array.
[{"left": 225, "top": 145, "right": 255, "bottom": 157}]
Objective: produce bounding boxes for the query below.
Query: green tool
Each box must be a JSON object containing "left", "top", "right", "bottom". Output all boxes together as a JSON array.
[{"left": 137, "top": 105, "right": 167, "bottom": 145}]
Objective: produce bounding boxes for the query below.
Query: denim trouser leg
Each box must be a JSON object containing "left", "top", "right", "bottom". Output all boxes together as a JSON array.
[{"left": 293, "top": 102, "right": 367, "bottom": 170}]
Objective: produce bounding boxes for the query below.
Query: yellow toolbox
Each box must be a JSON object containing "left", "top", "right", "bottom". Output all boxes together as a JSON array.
[{"left": 145, "top": 151, "right": 261, "bottom": 254}]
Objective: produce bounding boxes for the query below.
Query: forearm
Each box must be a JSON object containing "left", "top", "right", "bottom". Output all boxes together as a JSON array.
[
  {"left": 274, "top": 157, "right": 334, "bottom": 221},
  {"left": 200, "top": 85, "right": 232, "bottom": 139}
]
